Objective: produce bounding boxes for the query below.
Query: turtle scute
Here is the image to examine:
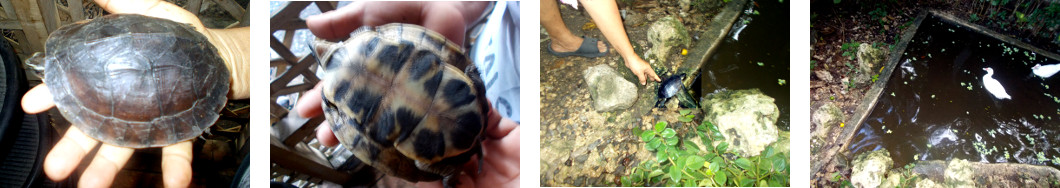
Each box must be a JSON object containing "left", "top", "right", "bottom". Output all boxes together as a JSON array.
[
  {"left": 317, "top": 23, "right": 489, "bottom": 186},
  {"left": 36, "top": 14, "right": 229, "bottom": 148}
]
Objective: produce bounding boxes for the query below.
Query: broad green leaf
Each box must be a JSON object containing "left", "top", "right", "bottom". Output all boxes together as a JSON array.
[
  {"left": 759, "top": 180, "right": 768, "bottom": 187},
  {"left": 620, "top": 176, "right": 631, "bottom": 186},
  {"left": 739, "top": 178, "right": 756, "bottom": 186},
  {"left": 648, "top": 139, "right": 662, "bottom": 150},
  {"left": 661, "top": 128, "right": 677, "bottom": 138},
  {"left": 774, "top": 158, "right": 788, "bottom": 172},
  {"left": 655, "top": 121, "right": 667, "bottom": 133},
  {"left": 713, "top": 172, "right": 727, "bottom": 185},
  {"left": 686, "top": 156, "right": 706, "bottom": 171},
  {"left": 640, "top": 130, "right": 655, "bottom": 142},
  {"left": 668, "top": 165, "right": 682, "bottom": 182},
  {"left": 679, "top": 109, "right": 691, "bottom": 115},
  {"left": 735, "top": 158, "right": 753, "bottom": 170},
  {"left": 665, "top": 137, "right": 679, "bottom": 146},
  {"left": 699, "top": 179, "right": 712, "bottom": 187},
  {"left": 683, "top": 179, "right": 695, "bottom": 187},
  {"left": 648, "top": 169, "right": 665, "bottom": 178},
  {"left": 706, "top": 121, "right": 721, "bottom": 133},
  {"left": 763, "top": 146, "right": 775, "bottom": 158},
  {"left": 675, "top": 156, "right": 687, "bottom": 170},
  {"left": 709, "top": 158, "right": 723, "bottom": 174},
  {"left": 632, "top": 171, "right": 643, "bottom": 182},
  {"left": 678, "top": 116, "right": 693, "bottom": 123},
  {"left": 716, "top": 142, "right": 730, "bottom": 152},
  {"left": 684, "top": 142, "right": 701, "bottom": 152}
]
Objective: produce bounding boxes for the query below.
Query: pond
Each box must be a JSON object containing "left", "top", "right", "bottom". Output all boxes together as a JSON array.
[
  {"left": 849, "top": 15, "right": 1060, "bottom": 169},
  {"left": 691, "top": 0, "right": 790, "bottom": 130}
]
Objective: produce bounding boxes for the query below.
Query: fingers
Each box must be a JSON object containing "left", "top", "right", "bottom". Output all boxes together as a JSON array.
[
  {"left": 635, "top": 72, "right": 648, "bottom": 85},
  {"left": 44, "top": 126, "right": 99, "bottom": 181},
  {"left": 162, "top": 141, "right": 193, "bottom": 188},
  {"left": 648, "top": 69, "right": 662, "bottom": 82},
  {"left": 306, "top": 2, "right": 369, "bottom": 40},
  {"left": 79, "top": 144, "right": 134, "bottom": 188},
  {"left": 93, "top": 0, "right": 204, "bottom": 30},
  {"left": 22, "top": 84, "right": 55, "bottom": 114},
  {"left": 315, "top": 122, "right": 339, "bottom": 147},
  {"left": 295, "top": 83, "right": 324, "bottom": 118},
  {"left": 480, "top": 124, "right": 520, "bottom": 182}
]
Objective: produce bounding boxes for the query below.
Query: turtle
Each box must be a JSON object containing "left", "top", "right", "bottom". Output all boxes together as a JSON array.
[
  {"left": 656, "top": 73, "right": 686, "bottom": 107},
  {"left": 26, "top": 14, "right": 230, "bottom": 148},
  {"left": 312, "top": 23, "right": 489, "bottom": 187}
]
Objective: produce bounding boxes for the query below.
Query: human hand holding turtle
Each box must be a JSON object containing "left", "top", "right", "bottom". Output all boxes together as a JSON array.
[
  {"left": 296, "top": 2, "right": 519, "bottom": 187},
  {"left": 19, "top": 0, "right": 249, "bottom": 187}
]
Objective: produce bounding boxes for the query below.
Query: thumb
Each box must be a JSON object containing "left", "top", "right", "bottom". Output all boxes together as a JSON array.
[
  {"left": 636, "top": 72, "right": 647, "bottom": 86},
  {"left": 650, "top": 70, "right": 662, "bottom": 82}
]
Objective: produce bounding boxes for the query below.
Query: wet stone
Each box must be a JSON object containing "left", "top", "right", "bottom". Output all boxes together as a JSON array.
[
  {"left": 647, "top": 16, "right": 692, "bottom": 62},
  {"left": 812, "top": 102, "right": 843, "bottom": 139},
  {"left": 700, "top": 89, "right": 780, "bottom": 157},
  {"left": 851, "top": 149, "right": 894, "bottom": 188},
  {"left": 854, "top": 43, "right": 887, "bottom": 87},
  {"left": 583, "top": 64, "right": 638, "bottom": 112},
  {"left": 814, "top": 70, "right": 834, "bottom": 82}
]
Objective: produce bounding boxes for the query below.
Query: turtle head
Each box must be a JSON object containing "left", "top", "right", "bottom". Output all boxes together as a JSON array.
[{"left": 25, "top": 52, "right": 47, "bottom": 77}]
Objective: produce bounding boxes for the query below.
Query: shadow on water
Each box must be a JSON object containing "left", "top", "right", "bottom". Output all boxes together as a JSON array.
[
  {"left": 691, "top": 0, "right": 790, "bottom": 131},
  {"left": 849, "top": 15, "right": 1060, "bottom": 169}
]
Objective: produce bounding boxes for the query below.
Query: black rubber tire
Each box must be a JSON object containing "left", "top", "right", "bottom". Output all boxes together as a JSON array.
[{"left": 0, "top": 38, "right": 51, "bottom": 187}]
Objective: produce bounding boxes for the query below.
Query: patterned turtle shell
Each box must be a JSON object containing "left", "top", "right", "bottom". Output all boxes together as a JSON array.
[
  {"left": 315, "top": 23, "right": 489, "bottom": 185},
  {"left": 28, "top": 14, "right": 229, "bottom": 148}
]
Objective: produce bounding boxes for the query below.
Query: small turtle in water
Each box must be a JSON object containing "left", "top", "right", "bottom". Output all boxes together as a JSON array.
[
  {"left": 313, "top": 23, "right": 489, "bottom": 187},
  {"left": 26, "top": 14, "right": 230, "bottom": 148},
  {"left": 656, "top": 73, "right": 687, "bottom": 107}
]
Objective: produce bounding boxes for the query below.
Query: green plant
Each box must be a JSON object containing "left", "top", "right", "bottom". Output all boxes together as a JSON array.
[
  {"left": 871, "top": 74, "right": 879, "bottom": 83},
  {"left": 840, "top": 42, "right": 860, "bottom": 60},
  {"left": 868, "top": 4, "right": 887, "bottom": 26},
  {"left": 623, "top": 111, "right": 789, "bottom": 187},
  {"left": 810, "top": 60, "right": 818, "bottom": 70}
]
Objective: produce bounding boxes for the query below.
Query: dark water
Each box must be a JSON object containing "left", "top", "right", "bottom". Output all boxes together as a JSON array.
[
  {"left": 849, "top": 15, "right": 1060, "bottom": 169},
  {"left": 691, "top": 0, "right": 790, "bottom": 130}
]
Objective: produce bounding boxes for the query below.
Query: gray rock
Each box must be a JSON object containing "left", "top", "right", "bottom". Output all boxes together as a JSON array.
[
  {"left": 914, "top": 178, "right": 940, "bottom": 188},
  {"left": 878, "top": 171, "right": 903, "bottom": 188},
  {"left": 700, "top": 89, "right": 779, "bottom": 157},
  {"left": 584, "top": 64, "right": 638, "bottom": 112},
  {"left": 855, "top": 43, "right": 887, "bottom": 86},
  {"left": 647, "top": 16, "right": 692, "bottom": 62},
  {"left": 679, "top": 0, "right": 692, "bottom": 13},
  {"left": 851, "top": 149, "right": 893, "bottom": 188},
  {"left": 814, "top": 70, "right": 834, "bottom": 82},
  {"left": 812, "top": 102, "right": 843, "bottom": 139},
  {"left": 944, "top": 159, "right": 976, "bottom": 187}
]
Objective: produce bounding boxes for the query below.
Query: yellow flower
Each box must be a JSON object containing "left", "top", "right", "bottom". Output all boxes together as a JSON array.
[
  {"left": 840, "top": 123, "right": 845, "bottom": 127},
  {"left": 681, "top": 49, "right": 688, "bottom": 55}
]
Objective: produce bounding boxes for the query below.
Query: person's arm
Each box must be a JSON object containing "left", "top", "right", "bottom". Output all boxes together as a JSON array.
[{"left": 580, "top": 0, "right": 661, "bottom": 85}]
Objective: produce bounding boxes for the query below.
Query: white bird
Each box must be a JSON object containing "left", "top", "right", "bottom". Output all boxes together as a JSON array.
[
  {"left": 982, "top": 67, "right": 1011, "bottom": 100},
  {"left": 1032, "top": 63, "right": 1060, "bottom": 78}
]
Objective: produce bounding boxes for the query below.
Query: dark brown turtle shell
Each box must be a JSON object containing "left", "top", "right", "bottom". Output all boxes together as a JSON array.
[
  {"left": 315, "top": 23, "right": 489, "bottom": 185},
  {"left": 29, "top": 14, "right": 229, "bottom": 148}
]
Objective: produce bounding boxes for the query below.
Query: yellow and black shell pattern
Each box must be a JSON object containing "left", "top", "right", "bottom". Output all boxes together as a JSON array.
[{"left": 316, "top": 23, "right": 489, "bottom": 183}]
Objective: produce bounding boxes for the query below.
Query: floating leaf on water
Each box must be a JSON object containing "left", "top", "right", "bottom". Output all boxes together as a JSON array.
[
  {"left": 778, "top": 79, "right": 786, "bottom": 86},
  {"left": 886, "top": 130, "right": 892, "bottom": 134},
  {"left": 891, "top": 92, "right": 895, "bottom": 97},
  {"left": 757, "top": 62, "right": 764, "bottom": 66}
]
